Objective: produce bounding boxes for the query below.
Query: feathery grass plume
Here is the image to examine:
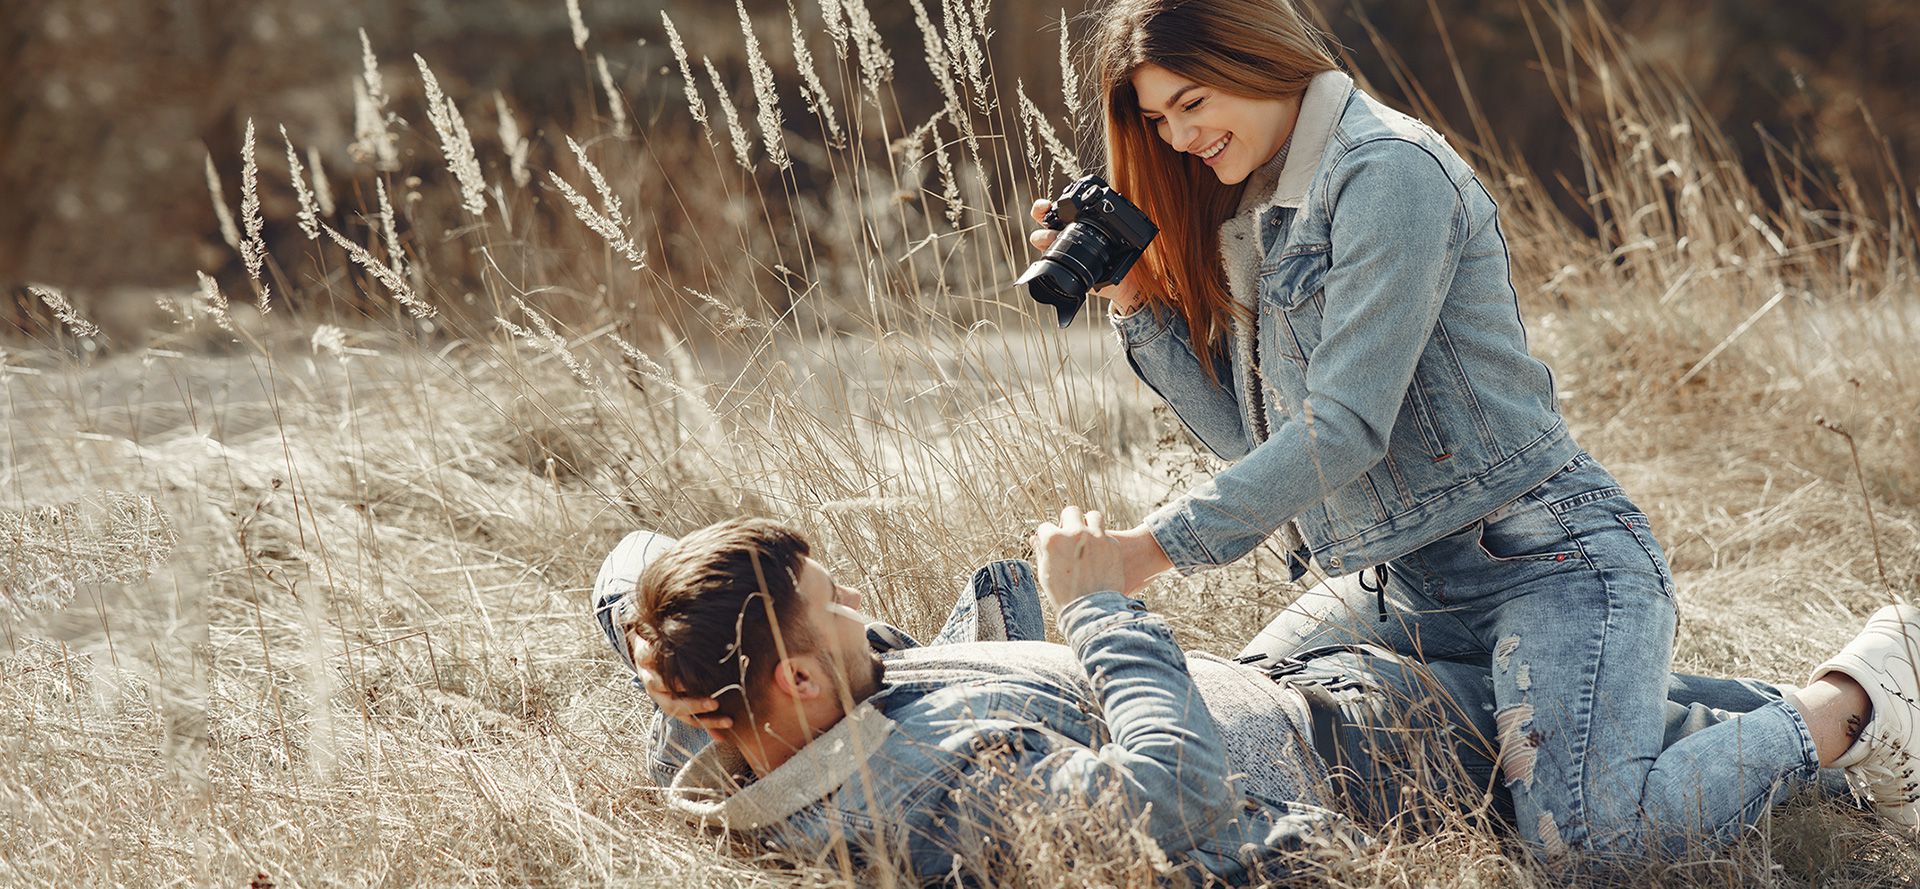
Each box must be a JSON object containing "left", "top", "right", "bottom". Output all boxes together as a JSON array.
[
  {"left": 704, "top": 56, "right": 755, "bottom": 171},
  {"left": 499, "top": 296, "right": 599, "bottom": 390},
  {"left": 840, "top": 0, "right": 893, "bottom": 103},
  {"left": 375, "top": 178, "right": 407, "bottom": 278},
  {"left": 934, "top": 124, "right": 963, "bottom": 227},
  {"left": 307, "top": 146, "right": 334, "bottom": 215},
  {"left": 320, "top": 223, "right": 435, "bottom": 318},
  {"left": 1016, "top": 81, "right": 1077, "bottom": 179},
  {"left": 608, "top": 332, "right": 705, "bottom": 405},
  {"left": 940, "top": 0, "right": 988, "bottom": 109},
  {"left": 661, "top": 14, "right": 712, "bottom": 146},
  {"left": 358, "top": 28, "right": 390, "bottom": 113},
  {"left": 493, "top": 91, "right": 531, "bottom": 188},
  {"left": 238, "top": 119, "right": 273, "bottom": 313},
  {"left": 0, "top": 492, "right": 177, "bottom": 618},
  {"left": 895, "top": 110, "right": 941, "bottom": 200},
  {"left": 194, "top": 271, "right": 233, "bottom": 332},
  {"left": 595, "top": 53, "right": 630, "bottom": 137},
  {"left": 415, "top": 55, "right": 489, "bottom": 216},
  {"left": 566, "top": 0, "right": 588, "bottom": 51},
  {"left": 281, "top": 125, "right": 320, "bottom": 240},
  {"left": 204, "top": 151, "right": 242, "bottom": 252},
  {"left": 349, "top": 78, "right": 398, "bottom": 170},
  {"left": 351, "top": 29, "right": 400, "bottom": 170},
  {"left": 736, "top": 1, "right": 791, "bottom": 170},
  {"left": 26, "top": 284, "right": 99, "bottom": 338},
  {"left": 310, "top": 323, "right": 346, "bottom": 358},
  {"left": 815, "top": 0, "right": 848, "bottom": 59},
  {"left": 788, "top": 1, "right": 845, "bottom": 146},
  {"left": 1058, "top": 9, "right": 1080, "bottom": 124},
  {"left": 912, "top": 0, "right": 986, "bottom": 178},
  {"left": 546, "top": 155, "right": 645, "bottom": 269}
]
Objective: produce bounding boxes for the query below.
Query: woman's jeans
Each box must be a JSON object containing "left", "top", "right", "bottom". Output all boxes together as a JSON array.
[{"left": 1238, "top": 452, "right": 1824, "bottom": 859}]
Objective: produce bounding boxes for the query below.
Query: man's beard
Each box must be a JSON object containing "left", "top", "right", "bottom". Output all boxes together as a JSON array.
[{"left": 823, "top": 646, "right": 886, "bottom": 708}]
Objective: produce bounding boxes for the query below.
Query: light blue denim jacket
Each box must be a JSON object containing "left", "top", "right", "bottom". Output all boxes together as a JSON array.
[
  {"left": 657, "top": 576, "right": 1349, "bottom": 884},
  {"left": 1115, "top": 71, "right": 1582, "bottom": 577}
]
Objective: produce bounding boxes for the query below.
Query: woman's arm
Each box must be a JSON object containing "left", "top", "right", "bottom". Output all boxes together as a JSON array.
[
  {"left": 1139, "top": 137, "right": 1470, "bottom": 574},
  {"left": 1112, "top": 301, "right": 1251, "bottom": 462}
]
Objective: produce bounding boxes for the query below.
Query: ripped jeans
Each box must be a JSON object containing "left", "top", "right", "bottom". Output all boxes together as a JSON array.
[{"left": 1240, "top": 452, "right": 1824, "bottom": 861}]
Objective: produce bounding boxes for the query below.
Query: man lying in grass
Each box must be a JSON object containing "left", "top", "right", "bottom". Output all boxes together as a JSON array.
[{"left": 595, "top": 513, "right": 1919, "bottom": 883}]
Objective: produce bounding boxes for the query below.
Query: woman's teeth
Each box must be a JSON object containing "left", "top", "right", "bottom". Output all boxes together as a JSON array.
[{"left": 1198, "top": 134, "right": 1230, "bottom": 159}]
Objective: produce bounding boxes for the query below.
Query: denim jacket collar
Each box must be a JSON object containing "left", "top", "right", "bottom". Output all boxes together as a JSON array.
[
  {"left": 1263, "top": 70, "right": 1355, "bottom": 211},
  {"left": 664, "top": 702, "right": 895, "bottom": 830}
]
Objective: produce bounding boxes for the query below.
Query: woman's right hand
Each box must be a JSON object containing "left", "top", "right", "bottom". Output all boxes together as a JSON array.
[
  {"left": 632, "top": 634, "right": 733, "bottom": 732},
  {"left": 1027, "top": 199, "right": 1147, "bottom": 313}
]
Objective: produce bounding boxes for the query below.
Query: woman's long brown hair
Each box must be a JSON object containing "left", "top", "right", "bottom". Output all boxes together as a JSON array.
[{"left": 1092, "top": 0, "right": 1337, "bottom": 380}]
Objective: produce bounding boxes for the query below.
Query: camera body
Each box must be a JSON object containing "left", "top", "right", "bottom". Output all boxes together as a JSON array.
[{"left": 1016, "top": 175, "right": 1159, "bottom": 327}]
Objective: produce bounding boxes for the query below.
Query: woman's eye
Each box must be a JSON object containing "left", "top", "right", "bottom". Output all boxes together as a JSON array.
[{"left": 1183, "top": 98, "right": 1204, "bottom": 111}]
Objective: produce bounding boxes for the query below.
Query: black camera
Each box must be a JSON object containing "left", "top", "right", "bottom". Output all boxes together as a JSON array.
[{"left": 1016, "top": 175, "right": 1159, "bottom": 327}]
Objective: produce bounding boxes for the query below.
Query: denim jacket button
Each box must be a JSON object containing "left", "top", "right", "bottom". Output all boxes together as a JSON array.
[{"left": 1327, "top": 555, "right": 1343, "bottom": 573}]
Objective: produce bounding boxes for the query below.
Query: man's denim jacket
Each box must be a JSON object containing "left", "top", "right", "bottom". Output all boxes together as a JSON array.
[
  {"left": 619, "top": 562, "right": 1349, "bottom": 885},
  {"left": 1116, "top": 71, "right": 1582, "bottom": 578}
]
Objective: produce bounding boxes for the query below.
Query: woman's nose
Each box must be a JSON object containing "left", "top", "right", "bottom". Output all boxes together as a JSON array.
[{"left": 1170, "top": 121, "right": 1200, "bottom": 152}]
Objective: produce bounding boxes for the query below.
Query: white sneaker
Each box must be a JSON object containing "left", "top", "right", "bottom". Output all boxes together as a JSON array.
[{"left": 1811, "top": 602, "right": 1920, "bottom": 829}]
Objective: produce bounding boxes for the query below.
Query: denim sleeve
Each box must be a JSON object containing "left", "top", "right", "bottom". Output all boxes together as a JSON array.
[
  {"left": 1144, "top": 139, "right": 1468, "bottom": 573},
  {"left": 1028, "top": 591, "right": 1237, "bottom": 851},
  {"left": 1112, "top": 302, "right": 1250, "bottom": 462}
]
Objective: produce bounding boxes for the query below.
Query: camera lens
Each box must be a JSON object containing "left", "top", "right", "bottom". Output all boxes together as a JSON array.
[{"left": 1018, "top": 222, "right": 1114, "bottom": 326}]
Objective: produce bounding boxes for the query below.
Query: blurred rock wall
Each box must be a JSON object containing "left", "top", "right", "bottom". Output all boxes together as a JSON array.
[{"left": 3, "top": 0, "right": 1914, "bottom": 309}]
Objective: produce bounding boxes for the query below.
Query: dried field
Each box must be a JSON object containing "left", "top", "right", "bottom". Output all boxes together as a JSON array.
[{"left": 3, "top": 1, "right": 1917, "bottom": 886}]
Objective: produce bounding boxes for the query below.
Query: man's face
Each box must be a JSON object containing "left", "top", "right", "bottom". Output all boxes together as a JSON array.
[{"left": 792, "top": 557, "right": 885, "bottom": 703}]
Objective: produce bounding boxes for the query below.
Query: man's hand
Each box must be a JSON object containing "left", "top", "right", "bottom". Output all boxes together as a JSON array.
[
  {"left": 630, "top": 633, "right": 734, "bottom": 732},
  {"left": 1033, "top": 506, "right": 1127, "bottom": 611}
]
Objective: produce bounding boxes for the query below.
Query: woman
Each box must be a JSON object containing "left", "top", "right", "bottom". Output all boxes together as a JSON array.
[{"left": 1025, "top": 0, "right": 1917, "bottom": 861}]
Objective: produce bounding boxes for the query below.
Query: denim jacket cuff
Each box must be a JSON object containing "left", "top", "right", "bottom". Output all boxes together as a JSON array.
[
  {"left": 1109, "top": 300, "right": 1170, "bottom": 348},
  {"left": 1143, "top": 504, "right": 1219, "bottom": 577},
  {"left": 1057, "top": 590, "right": 1150, "bottom": 647}
]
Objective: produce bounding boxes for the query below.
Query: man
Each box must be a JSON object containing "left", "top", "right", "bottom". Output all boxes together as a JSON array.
[{"left": 596, "top": 511, "right": 1919, "bottom": 883}]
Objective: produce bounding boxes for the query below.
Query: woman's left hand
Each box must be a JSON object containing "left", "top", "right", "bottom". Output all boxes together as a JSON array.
[{"left": 1109, "top": 525, "right": 1175, "bottom": 595}]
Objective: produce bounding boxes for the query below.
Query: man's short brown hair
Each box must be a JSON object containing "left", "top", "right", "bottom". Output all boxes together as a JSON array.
[{"left": 628, "top": 518, "right": 815, "bottom": 722}]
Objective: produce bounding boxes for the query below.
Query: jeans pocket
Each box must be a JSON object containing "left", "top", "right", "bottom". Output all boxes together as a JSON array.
[
  {"left": 1474, "top": 497, "right": 1582, "bottom": 564},
  {"left": 1615, "top": 512, "right": 1677, "bottom": 598}
]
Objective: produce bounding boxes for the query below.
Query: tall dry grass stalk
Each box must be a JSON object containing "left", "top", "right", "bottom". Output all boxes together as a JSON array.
[
  {"left": 238, "top": 119, "right": 272, "bottom": 313},
  {"left": 737, "top": 1, "right": 791, "bottom": 171},
  {"left": 704, "top": 56, "right": 755, "bottom": 171},
  {"left": 25, "top": 284, "right": 98, "bottom": 338},
  {"left": 204, "top": 151, "right": 242, "bottom": 252},
  {"left": 548, "top": 136, "right": 646, "bottom": 270},
  {"left": 494, "top": 91, "right": 532, "bottom": 188},
  {"left": 595, "top": 53, "right": 629, "bottom": 138},
  {"left": 415, "top": 55, "right": 488, "bottom": 216},
  {"left": 661, "top": 14, "right": 712, "bottom": 147},
  {"left": 282, "top": 125, "right": 320, "bottom": 240}
]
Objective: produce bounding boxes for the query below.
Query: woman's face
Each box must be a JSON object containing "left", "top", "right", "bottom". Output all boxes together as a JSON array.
[{"left": 1130, "top": 63, "right": 1300, "bottom": 186}]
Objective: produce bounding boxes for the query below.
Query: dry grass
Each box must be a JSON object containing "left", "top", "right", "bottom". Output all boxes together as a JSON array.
[{"left": 3, "top": 0, "right": 1917, "bottom": 886}]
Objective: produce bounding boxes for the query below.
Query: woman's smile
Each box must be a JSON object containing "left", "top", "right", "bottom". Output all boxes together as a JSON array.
[{"left": 1195, "top": 132, "right": 1231, "bottom": 164}]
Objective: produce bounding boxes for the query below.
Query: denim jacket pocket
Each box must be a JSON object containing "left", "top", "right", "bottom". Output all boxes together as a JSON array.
[{"left": 1258, "top": 246, "right": 1331, "bottom": 312}]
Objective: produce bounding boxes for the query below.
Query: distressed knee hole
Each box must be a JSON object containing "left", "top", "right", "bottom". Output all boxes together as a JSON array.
[
  {"left": 1514, "top": 662, "right": 1532, "bottom": 691},
  {"left": 1495, "top": 703, "right": 1539, "bottom": 788},
  {"left": 1494, "top": 635, "right": 1522, "bottom": 671},
  {"left": 1536, "top": 811, "right": 1569, "bottom": 859}
]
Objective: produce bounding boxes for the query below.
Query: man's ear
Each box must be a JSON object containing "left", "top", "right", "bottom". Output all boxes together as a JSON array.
[{"left": 770, "top": 655, "right": 828, "bottom": 701}]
